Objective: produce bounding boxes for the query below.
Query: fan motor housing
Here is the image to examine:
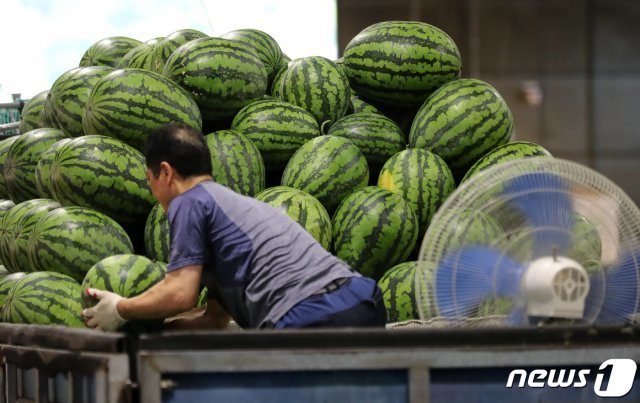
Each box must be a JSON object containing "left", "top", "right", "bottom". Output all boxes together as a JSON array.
[{"left": 522, "top": 256, "right": 589, "bottom": 319}]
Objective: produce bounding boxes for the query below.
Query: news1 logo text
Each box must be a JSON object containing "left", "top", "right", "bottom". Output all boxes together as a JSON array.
[{"left": 506, "top": 359, "right": 637, "bottom": 397}]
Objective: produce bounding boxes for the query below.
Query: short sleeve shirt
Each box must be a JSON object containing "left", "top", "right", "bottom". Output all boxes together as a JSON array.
[{"left": 166, "top": 181, "right": 358, "bottom": 328}]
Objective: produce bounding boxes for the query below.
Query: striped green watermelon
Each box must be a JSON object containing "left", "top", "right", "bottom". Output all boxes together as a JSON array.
[
  {"left": 422, "top": 207, "right": 504, "bottom": 256},
  {"left": 0, "top": 272, "right": 26, "bottom": 319},
  {"left": 158, "top": 29, "right": 208, "bottom": 62},
  {"left": 0, "top": 199, "right": 61, "bottom": 273},
  {"left": 82, "top": 254, "right": 166, "bottom": 331},
  {"left": 0, "top": 136, "right": 19, "bottom": 199},
  {"left": 409, "top": 78, "right": 514, "bottom": 175},
  {"left": 332, "top": 186, "right": 418, "bottom": 280},
  {"left": 46, "top": 66, "right": 114, "bottom": 137},
  {"left": 79, "top": 36, "right": 142, "bottom": 67},
  {"left": 28, "top": 206, "right": 134, "bottom": 282},
  {"left": 144, "top": 203, "right": 169, "bottom": 263},
  {"left": 230, "top": 100, "right": 321, "bottom": 168},
  {"left": 378, "top": 149, "right": 455, "bottom": 240},
  {"left": 48, "top": 135, "right": 155, "bottom": 223},
  {"left": 268, "top": 64, "right": 288, "bottom": 98},
  {"left": 163, "top": 37, "right": 268, "bottom": 123},
  {"left": 461, "top": 141, "right": 552, "bottom": 183},
  {"left": 35, "top": 138, "right": 72, "bottom": 199},
  {"left": 378, "top": 261, "right": 429, "bottom": 322},
  {"left": 282, "top": 135, "right": 369, "bottom": 214},
  {"left": 145, "top": 37, "right": 165, "bottom": 46},
  {"left": 83, "top": 68, "right": 202, "bottom": 151},
  {"left": 204, "top": 130, "right": 265, "bottom": 196},
  {"left": 342, "top": 21, "right": 462, "bottom": 107},
  {"left": 3, "top": 128, "right": 68, "bottom": 203},
  {"left": 255, "top": 186, "right": 332, "bottom": 250},
  {"left": 279, "top": 56, "right": 351, "bottom": 127},
  {"left": 349, "top": 96, "right": 382, "bottom": 115},
  {"left": 2, "top": 271, "right": 84, "bottom": 327},
  {"left": 567, "top": 214, "right": 602, "bottom": 270},
  {"left": 118, "top": 42, "right": 164, "bottom": 73},
  {"left": 327, "top": 113, "right": 406, "bottom": 169},
  {"left": 221, "top": 28, "right": 284, "bottom": 80},
  {"left": 19, "top": 90, "right": 50, "bottom": 133}
]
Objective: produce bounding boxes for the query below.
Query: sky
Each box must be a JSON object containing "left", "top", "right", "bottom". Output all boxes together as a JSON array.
[{"left": 0, "top": 0, "right": 338, "bottom": 102}]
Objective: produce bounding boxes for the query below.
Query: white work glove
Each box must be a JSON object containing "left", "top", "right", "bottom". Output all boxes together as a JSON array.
[{"left": 82, "top": 288, "right": 127, "bottom": 331}]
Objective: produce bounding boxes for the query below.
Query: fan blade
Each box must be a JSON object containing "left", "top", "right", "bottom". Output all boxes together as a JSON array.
[
  {"left": 435, "top": 246, "right": 525, "bottom": 318},
  {"left": 502, "top": 172, "right": 574, "bottom": 256},
  {"left": 588, "top": 253, "right": 640, "bottom": 325}
]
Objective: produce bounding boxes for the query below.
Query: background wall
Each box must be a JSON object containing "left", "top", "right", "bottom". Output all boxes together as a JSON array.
[{"left": 337, "top": 0, "right": 640, "bottom": 203}]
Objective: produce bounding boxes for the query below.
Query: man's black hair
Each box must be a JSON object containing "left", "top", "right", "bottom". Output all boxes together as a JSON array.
[{"left": 144, "top": 124, "right": 212, "bottom": 178}]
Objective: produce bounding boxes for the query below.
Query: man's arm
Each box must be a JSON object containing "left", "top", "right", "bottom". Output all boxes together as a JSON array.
[
  {"left": 163, "top": 298, "right": 232, "bottom": 330},
  {"left": 117, "top": 264, "right": 203, "bottom": 320}
]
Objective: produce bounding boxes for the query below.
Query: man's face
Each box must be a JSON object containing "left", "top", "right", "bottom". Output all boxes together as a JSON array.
[{"left": 145, "top": 167, "right": 170, "bottom": 212}]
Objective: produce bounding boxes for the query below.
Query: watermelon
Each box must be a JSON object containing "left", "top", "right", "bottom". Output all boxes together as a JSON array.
[
  {"left": 378, "top": 149, "right": 455, "bottom": 240},
  {"left": 461, "top": 141, "right": 552, "bottom": 183},
  {"left": 48, "top": 135, "right": 155, "bottom": 223},
  {"left": 378, "top": 261, "right": 429, "bottom": 322},
  {"left": 204, "top": 130, "right": 265, "bottom": 196},
  {"left": 221, "top": 28, "right": 284, "bottom": 80},
  {"left": 268, "top": 64, "right": 288, "bottom": 98},
  {"left": 327, "top": 113, "right": 406, "bottom": 170},
  {"left": 230, "top": 100, "right": 321, "bottom": 168},
  {"left": 332, "top": 186, "right": 419, "bottom": 280},
  {"left": 0, "top": 272, "right": 27, "bottom": 318},
  {"left": 282, "top": 135, "right": 369, "bottom": 214},
  {"left": 422, "top": 208, "right": 505, "bottom": 256},
  {"left": 19, "top": 90, "right": 50, "bottom": 133},
  {"left": 0, "top": 199, "right": 61, "bottom": 273},
  {"left": 46, "top": 66, "right": 114, "bottom": 137},
  {"left": 28, "top": 206, "right": 134, "bottom": 282},
  {"left": 163, "top": 37, "right": 268, "bottom": 123},
  {"left": 0, "top": 136, "right": 20, "bottom": 198},
  {"left": 82, "top": 254, "right": 166, "bottom": 332},
  {"left": 0, "top": 265, "right": 8, "bottom": 278},
  {"left": 144, "top": 203, "right": 169, "bottom": 263},
  {"left": 83, "top": 68, "right": 202, "bottom": 151},
  {"left": 2, "top": 271, "right": 84, "bottom": 327},
  {"left": 158, "top": 28, "right": 208, "bottom": 62},
  {"left": 409, "top": 78, "right": 514, "bottom": 175},
  {"left": 255, "top": 186, "right": 332, "bottom": 250},
  {"left": 3, "top": 128, "right": 68, "bottom": 203},
  {"left": 79, "top": 36, "right": 142, "bottom": 67},
  {"left": 279, "top": 56, "right": 351, "bottom": 127},
  {"left": 35, "top": 138, "right": 72, "bottom": 199},
  {"left": 349, "top": 96, "right": 382, "bottom": 115},
  {"left": 118, "top": 42, "right": 164, "bottom": 73},
  {"left": 342, "top": 21, "right": 462, "bottom": 107},
  {"left": 567, "top": 214, "right": 602, "bottom": 271}
]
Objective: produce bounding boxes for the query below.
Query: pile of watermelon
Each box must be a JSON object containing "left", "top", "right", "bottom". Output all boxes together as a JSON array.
[{"left": 0, "top": 21, "right": 553, "bottom": 329}]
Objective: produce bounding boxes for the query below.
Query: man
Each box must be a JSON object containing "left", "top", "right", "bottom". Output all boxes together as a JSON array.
[{"left": 82, "top": 124, "right": 387, "bottom": 331}]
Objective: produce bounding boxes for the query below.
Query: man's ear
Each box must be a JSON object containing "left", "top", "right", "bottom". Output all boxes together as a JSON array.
[{"left": 159, "top": 161, "right": 172, "bottom": 179}]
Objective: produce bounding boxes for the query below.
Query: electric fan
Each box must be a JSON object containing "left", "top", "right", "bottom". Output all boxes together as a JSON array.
[{"left": 417, "top": 157, "right": 640, "bottom": 327}]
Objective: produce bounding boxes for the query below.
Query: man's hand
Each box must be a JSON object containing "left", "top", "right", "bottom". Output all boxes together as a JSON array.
[{"left": 82, "top": 288, "right": 127, "bottom": 331}]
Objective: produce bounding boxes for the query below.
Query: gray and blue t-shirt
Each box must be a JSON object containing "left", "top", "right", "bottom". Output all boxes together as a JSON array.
[{"left": 166, "top": 180, "right": 358, "bottom": 328}]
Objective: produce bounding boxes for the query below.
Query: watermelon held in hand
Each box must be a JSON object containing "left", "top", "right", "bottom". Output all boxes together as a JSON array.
[
  {"left": 82, "top": 254, "right": 166, "bottom": 332},
  {"left": 2, "top": 271, "right": 85, "bottom": 328}
]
